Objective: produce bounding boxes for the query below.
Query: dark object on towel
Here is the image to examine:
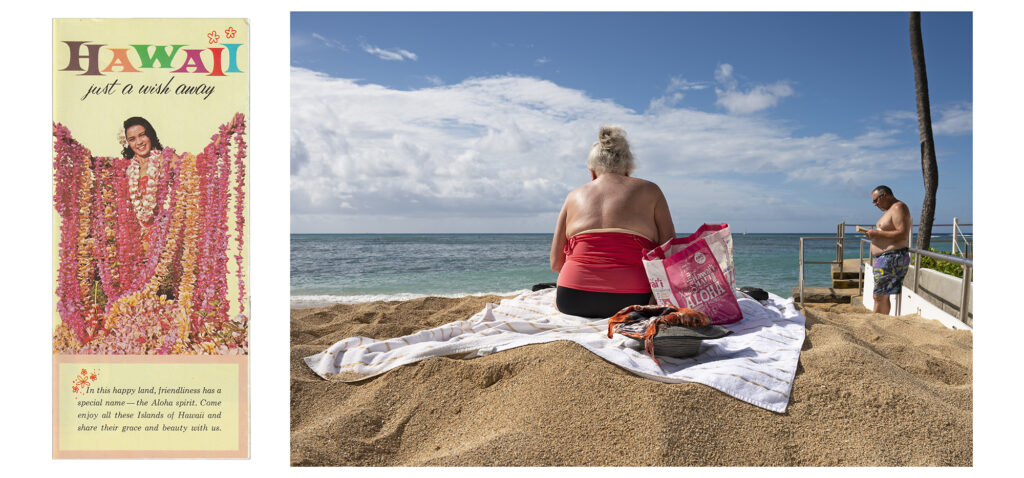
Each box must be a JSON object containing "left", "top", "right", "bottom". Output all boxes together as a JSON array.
[
  {"left": 608, "top": 304, "right": 725, "bottom": 363},
  {"left": 740, "top": 286, "right": 769, "bottom": 301},
  {"left": 532, "top": 282, "right": 557, "bottom": 291},
  {"left": 649, "top": 325, "right": 732, "bottom": 358}
]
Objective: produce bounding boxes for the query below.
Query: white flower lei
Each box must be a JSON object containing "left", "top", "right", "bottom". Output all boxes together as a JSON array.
[{"left": 127, "top": 151, "right": 162, "bottom": 223}]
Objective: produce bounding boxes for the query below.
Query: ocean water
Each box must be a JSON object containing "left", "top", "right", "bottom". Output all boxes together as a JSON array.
[{"left": 291, "top": 233, "right": 962, "bottom": 307}]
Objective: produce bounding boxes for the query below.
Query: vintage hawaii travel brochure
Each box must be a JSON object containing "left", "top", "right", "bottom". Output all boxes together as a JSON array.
[{"left": 52, "top": 18, "right": 249, "bottom": 458}]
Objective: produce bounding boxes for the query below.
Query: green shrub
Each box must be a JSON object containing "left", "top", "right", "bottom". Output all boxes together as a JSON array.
[{"left": 918, "top": 248, "right": 967, "bottom": 277}]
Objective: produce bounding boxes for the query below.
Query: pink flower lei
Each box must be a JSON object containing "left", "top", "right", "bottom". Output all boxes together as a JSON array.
[{"left": 52, "top": 114, "right": 248, "bottom": 354}]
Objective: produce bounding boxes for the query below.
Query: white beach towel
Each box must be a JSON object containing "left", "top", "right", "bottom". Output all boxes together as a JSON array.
[{"left": 304, "top": 288, "right": 805, "bottom": 413}]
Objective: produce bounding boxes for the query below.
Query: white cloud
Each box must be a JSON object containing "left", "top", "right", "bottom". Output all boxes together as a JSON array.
[
  {"left": 647, "top": 76, "right": 710, "bottom": 111},
  {"left": 535, "top": 57, "right": 551, "bottom": 65},
  {"left": 667, "top": 76, "right": 709, "bottom": 92},
  {"left": 648, "top": 92, "right": 685, "bottom": 111},
  {"left": 932, "top": 102, "right": 973, "bottom": 136},
  {"left": 311, "top": 32, "right": 346, "bottom": 51},
  {"left": 291, "top": 67, "right": 923, "bottom": 232},
  {"left": 713, "top": 63, "right": 794, "bottom": 114},
  {"left": 714, "top": 64, "right": 737, "bottom": 89},
  {"left": 361, "top": 42, "right": 418, "bottom": 61},
  {"left": 853, "top": 128, "right": 902, "bottom": 148},
  {"left": 882, "top": 110, "right": 916, "bottom": 126},
  {"left": 425, "top": 75, "right": 444, "bottom": 86},
  {"left": 880, "top": 103, "right": 972, "bottom": 136}
]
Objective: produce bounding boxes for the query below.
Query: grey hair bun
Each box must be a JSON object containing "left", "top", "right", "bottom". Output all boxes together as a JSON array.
[
  {"left": 598, "top": 125, "right": 630, "bottom": 157},
  {"left": 587, "top": 125, "right": 635, "bottom": 175}
]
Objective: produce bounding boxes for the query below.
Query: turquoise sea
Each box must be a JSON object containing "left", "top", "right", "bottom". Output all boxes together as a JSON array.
[{"left": 290, "top": 233, "right": 962, "bottom": 308}]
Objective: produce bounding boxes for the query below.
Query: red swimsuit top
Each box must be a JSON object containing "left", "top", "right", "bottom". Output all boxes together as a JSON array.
[{"left": 556, "top": 231, "right": 658, "bottom": 294}]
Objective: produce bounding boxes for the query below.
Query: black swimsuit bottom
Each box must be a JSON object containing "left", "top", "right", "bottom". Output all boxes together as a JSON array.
[{"left": 555, "top": 286, "right": 652, "bottom": 319}]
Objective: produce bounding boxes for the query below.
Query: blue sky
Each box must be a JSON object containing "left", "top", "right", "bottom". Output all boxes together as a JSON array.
[{"left": 290, "top": 12, "right": 972, "bottom": 233}]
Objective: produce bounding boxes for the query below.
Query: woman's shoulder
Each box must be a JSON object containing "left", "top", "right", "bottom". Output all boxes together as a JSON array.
[{"left": 625, "top": 176, "right": 664, "bottom": 193}]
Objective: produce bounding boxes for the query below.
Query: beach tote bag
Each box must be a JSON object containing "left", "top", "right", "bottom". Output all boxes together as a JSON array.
[{"left": 642, "top": 223, "right": 743, "bottom": 325}]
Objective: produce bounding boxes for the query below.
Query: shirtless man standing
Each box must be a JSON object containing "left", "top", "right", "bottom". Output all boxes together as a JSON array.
[{"left": 863, "top": 185, "right": 912, "bottom": 315}]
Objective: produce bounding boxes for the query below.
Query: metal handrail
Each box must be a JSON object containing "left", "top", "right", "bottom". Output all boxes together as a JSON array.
[
  {"left": 798, "top": 236, "right": 847, "bottom": 305},
  {"left": 843, "top": 223, "right": 972, "bottom": 228},
  {"left": 843, "top": 222, "right": 972, "bottom": 259},
  {"left": 798, "top": 222, "right": 973, "bottom": 310},
  {"left": 952, "top": 218, "right": 972, "bottom": 257},
  {"left": 857, "top": 238, "right": 972, "bottom": 323}
]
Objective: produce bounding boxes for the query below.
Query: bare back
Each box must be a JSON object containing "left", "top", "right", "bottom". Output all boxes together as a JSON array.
[
  {"left": 565, "top": 174, "right": 670, "bottom": 240},
  {"left": 550, "top": 173, "right": 674, "bottom": 272}
]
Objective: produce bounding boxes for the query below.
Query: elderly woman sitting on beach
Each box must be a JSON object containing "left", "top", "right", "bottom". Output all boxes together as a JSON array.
[{"left": 550, "top": 125, "right": 676, "bottom": 318}]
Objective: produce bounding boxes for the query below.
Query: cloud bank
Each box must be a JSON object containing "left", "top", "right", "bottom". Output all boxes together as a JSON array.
[{"left": 291, "top": 67, "right": 932, "bottom": 232}]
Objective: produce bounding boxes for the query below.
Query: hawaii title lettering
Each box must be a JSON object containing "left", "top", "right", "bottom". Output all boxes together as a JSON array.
[{"left": 60, "top": 41, "right": 244, "bottom": 101}]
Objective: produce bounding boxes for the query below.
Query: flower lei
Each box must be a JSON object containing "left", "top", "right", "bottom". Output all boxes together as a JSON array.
[
  {"left": 53, "top": 114, "right": 248, "bottom": 355},
  {"left": 231, "top": 113, "right": 247, "bottom": 317},
  {"left": 52, "top": 123, "right": 98, "bottom": 342},
  {"left": 126, "top": 153, "right": 162, "bottom": 223}
]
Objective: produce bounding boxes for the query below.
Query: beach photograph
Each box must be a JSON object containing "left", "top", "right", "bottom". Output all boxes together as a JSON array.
[{"left": 288, "top": 12, "right": 973, "bottom": 466}]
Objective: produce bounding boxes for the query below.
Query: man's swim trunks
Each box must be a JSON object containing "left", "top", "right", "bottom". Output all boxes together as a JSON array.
[
  {"left": 556, "top": 231, "right": 658, "bottom": 318},
  {"left": 557, "top": 231, "right": 658, "bottom": 293},
  {"left": 872, "top": 247, "right": 910, "bottom": 295}
]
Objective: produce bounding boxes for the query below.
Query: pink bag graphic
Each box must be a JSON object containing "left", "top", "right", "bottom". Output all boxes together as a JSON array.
[{"left": 642, "top": 223, "right": 743, "bottom": 325}]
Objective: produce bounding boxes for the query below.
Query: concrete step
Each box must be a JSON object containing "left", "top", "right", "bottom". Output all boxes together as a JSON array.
[
  {"left": 792, "top": 286, "right": 861, "bottom": 304},
  {"left": 832, "top": 278, "right": 862, "bottom": 289},
  {"left": 832, "top": 258, "right": 866, "bottom": 279}
]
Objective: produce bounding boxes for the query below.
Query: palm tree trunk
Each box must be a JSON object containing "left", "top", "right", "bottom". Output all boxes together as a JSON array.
[{"left": 910, "top": 12, "right": 938, "bottom": 252}]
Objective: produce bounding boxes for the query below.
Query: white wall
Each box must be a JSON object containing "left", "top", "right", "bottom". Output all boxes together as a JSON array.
[{"left": 861, "top": 263, "right": 972, "bottom": 331}]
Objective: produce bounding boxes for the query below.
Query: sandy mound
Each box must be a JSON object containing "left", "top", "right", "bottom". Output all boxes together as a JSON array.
[{"left": 291, "top": 297, "right": 971, "bottom": 466}]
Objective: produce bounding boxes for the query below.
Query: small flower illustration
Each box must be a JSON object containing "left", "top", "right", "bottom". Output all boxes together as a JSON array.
[
  {"left": 208, "top": 30, "right": 220, "bottom": 44},
  {"left": 72, "top": 368, "right": 99, "bottom": 397},
  {"left": 224, "top": 27, "right": 237, "bottom": 39}
]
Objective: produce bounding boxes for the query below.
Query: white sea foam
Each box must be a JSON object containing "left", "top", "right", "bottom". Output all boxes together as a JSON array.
[{"left": 290, "top": 289, "right": 533, "bottom": 309}]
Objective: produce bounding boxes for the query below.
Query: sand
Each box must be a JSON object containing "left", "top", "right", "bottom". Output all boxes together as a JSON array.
[{"left": 291, "top": 296, "right": 972, "bottom": 466}]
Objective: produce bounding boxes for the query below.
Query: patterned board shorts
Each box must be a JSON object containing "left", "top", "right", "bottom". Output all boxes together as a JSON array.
[{"left": 872, "top": 248, "right": 910, "bottom": 295}]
